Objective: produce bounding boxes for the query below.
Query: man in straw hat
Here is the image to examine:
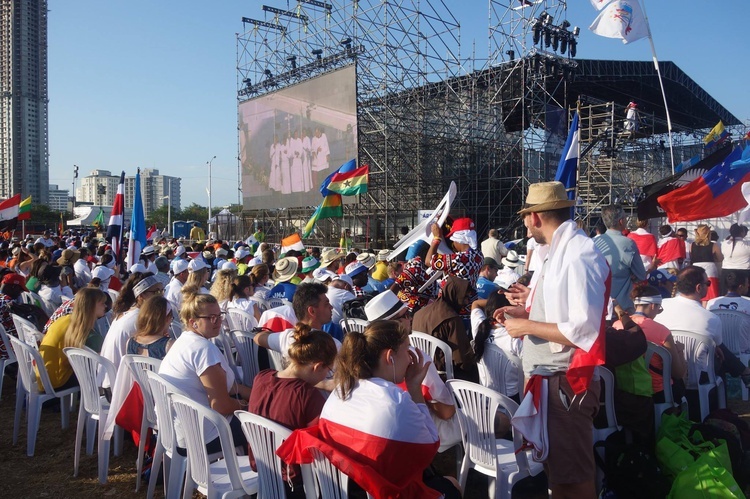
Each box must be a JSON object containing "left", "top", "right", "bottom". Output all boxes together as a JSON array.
[
  {"left": 268, "top": 256, "right": 300, "bottom": 302},
  {"left": 494, "top": 181, "right": 610, "bottom": 498}
]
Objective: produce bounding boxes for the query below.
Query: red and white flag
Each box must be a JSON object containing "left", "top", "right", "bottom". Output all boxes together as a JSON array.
[
  {"left": 589, "top": 0, "right": 649, "bottom": 44},
  {"left": 257, "top": 305, "right": 297, "bottom": 333},
  {"left": 107, "top": 171, "right": 126, "bottom": 262},
  {"left": 0, "top": 194, "right": 21, "bottom": 232}
]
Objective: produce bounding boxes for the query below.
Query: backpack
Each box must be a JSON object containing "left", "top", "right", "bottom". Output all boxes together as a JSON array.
[
  {"left": 10, "top": 302, "right": 49, "bottom": 332},
  {"left": 342, "top": 296, "right": 373, "bottom": 320}
]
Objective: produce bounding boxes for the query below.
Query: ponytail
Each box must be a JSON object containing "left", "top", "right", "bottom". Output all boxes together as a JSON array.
[
  {"left": 287, "top": 323, "right": 337, "bottom": 368},
  {"left": 472, "top": 292, "right": 510, "bottom": 361}
]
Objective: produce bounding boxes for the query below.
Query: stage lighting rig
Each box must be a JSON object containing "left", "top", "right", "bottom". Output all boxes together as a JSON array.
[
  {"left": 506, "top": 50, "right": 515, "bottom": 61},
  {"left": 287, "top": 55, "right": 297, "bottom": 69},
  {"left": 312, "top": 49, "right": 323, "bottom": 60},
  {"left": 261, "top": 5, "right": 309, "bottom": 23},
  {"left": 340, "top": 37, "right": 352, "bottom": 50}
]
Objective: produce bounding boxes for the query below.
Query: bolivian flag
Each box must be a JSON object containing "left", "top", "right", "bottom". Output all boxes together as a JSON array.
[
  {"left": 302, "top": 194, "right": 343, "bottom": 238},
  {"left": 18, "top": 196, "right": 31, "bottom": 221}
]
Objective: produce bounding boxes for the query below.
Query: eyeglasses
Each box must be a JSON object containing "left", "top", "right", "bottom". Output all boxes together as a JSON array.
[{"left": 196, "top": 312, "right": 226, "bottom": 324}]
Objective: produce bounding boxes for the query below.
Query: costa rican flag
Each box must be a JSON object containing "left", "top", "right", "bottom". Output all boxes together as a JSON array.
[{"left": 107, "top": 171, "right": 125, "bottom": 262}]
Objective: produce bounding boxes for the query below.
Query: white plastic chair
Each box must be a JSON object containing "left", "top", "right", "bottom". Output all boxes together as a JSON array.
[
  {"left": 169, "top": 393, "right": 259, "bottom": 498},
  {"left": 169, "top": 319, "right": 183, "bottom": 340},
  {"left": 64, "top": 347, "right": 117, "bottom": 483},
  {"left": 410, "top": 331, "right": 454, "bottom": 380},
  {"left": 250, "top": 297, "right": 269, "bottom": 313},
  {"left": 0, "top": 324, "right": 18, "bottom": 402},
  {"left": 234, "top": 411, "right": 295, "bottom": 498},
  {"left": 232, "top": 331, "right": 262, "bottom": 387},
  {"left": 20, "top": 291, "right": 43, "bottom": 308},
  {"left": 268, "top": 297, "right": 289, "bottom": 309},
  {"left": 266, "top": 348, "right": 287, "bottom": 371},
  {"left": 713, "top": 309, "right": 750, "bottom": 401},
  {"left": 593, "top": 366, "right": 621, "bottom": 444},
  {"left": 11, "top": 313, "right": 43, "bottom": 348},
  {"left": 339, "top": 317, "right": 369, "bottom": 336},
  {"left": 107, "top": 288, "right": 120, "bottom": 303},
  {"left": 10, "top": 335, "right": 79, "bottom": 456},
  {"left": 645, "top": 342, "right": 688, "bottom": 433},
  {"left": 123, "top": 354, "right": 161, "bottom": 492},
  {"left": 476, "top": 343, "right": 523, "bottom": 398},
  {"left": 671, "top": 330, "right": 726, "bottom": 421},
  {"left": 224, "top": 308, "right": 258, "bottom": 333},
  {"left": 447, "top": 379, "right": 543, "bottom": 498},
  {"left": 214, "top": 330, "right": 242, "bottom": 382}
]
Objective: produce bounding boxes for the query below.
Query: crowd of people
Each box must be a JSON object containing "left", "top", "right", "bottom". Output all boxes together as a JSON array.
[{"left": 4, "top": 179, "right": 750, "bottom": 497}]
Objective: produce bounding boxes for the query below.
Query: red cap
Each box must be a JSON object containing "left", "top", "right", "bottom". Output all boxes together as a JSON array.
[
  {"left": 446, "top": 217, "right": 476, "bottom": 238},
  {"left": 2, "top": 273, "right": 28, "bottom": 291}
]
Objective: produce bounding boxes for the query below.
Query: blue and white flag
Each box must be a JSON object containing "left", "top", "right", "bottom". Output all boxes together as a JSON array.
[
  {"left": 126, "top": 170, "right": 147, "bottom": 269},
  {"left": 554, "top": 111, "right": 579, "bottom": 201}
]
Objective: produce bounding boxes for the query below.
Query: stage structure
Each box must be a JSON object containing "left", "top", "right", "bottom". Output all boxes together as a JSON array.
[{"left": 236, "top": 1, "right": 740, "bottom": 248}]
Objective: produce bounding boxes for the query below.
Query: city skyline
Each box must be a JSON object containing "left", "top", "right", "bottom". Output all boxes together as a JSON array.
[{"left": 45, "top": 1, "right": 750, "bottom": 209}]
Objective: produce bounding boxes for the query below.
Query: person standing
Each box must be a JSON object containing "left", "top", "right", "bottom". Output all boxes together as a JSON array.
[
  {"left": 720, "top": 223, "right": 750, "bottom": 295},
  {"left": 628, "top": 219, "right": 658, "bottom": 271},
  {"left": 594, "top": 205, "right": 647, "bottom": 312},
  {"left": 690, "top": 224, "right": 723, "bottom": 302},
  {"left": 480, "top": 228, "right": 509, "bottom": 262},
  {"left": 495, "top": 181, "right": 609, "bottom": 498},
  {"left": 311, "top": 126, "right": 330, "bottom": 186}
]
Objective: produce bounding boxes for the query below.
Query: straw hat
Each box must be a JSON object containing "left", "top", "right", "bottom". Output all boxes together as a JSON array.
[
  {"left": 356, "top": 253, "right": 376, "bottom": 270},
  {"left": 273, "top": 257, "right": 299, "bottom": 283},
  {"left": 56, "top": 248, "right": 80, "bottom": 266},
  {"left": 376, "top": 249, "right": 390, "bottom": 261},
  {"left": 517, "top": 181, "right": 575, "bottom": 214},
  {"left": 320, "top": 249, "right": 342, "bottom": 267}
]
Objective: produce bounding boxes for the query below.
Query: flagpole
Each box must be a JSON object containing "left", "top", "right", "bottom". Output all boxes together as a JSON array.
[
  {"left": 640, "top": 0, "right": 675, "bottom": 174},
  {"left": 22, "top": 220, "right": 25, "bottom": 239}
]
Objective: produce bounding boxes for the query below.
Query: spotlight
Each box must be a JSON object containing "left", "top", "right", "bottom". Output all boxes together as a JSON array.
[
  {"left": 572, "top": 26, "right": 580, "bottom": 36},
  {"left": 264, "top": 69, "right": 273, "bottom": 78},
  {"left": 569, "top": 38, "right": 577, "bottom": 57},
  {"left": 561, "top": 20, "right": 571, "bottom": 30},
  {"left": 551, "top": 30, "right": 559, "bottom": 51},
  {"left": 532, "top": 22, "right": 542, "bottom": 45},
  {"left": 560, "top": 35, "right": 568, "bottom": 54},
  {"left": 312, "top": 49, "right": 323, "bottom": 60},
  {"left": 242, "top": 78, "right": 251, "bottom": 87},
  {"left": 544, "top": 27, "right": 552, "bottom": 47},
  {"left": 286, "top": 55, "right": 297, "bottom": 69},
  {"left": 543, "top": 13, "right": 553, "bottom": 25},
  {"left": 506, "top": 49, "right": 515, "bottom": 61},
  {"left": 340, "top": 37, "right": 352, "bottom": 49}
]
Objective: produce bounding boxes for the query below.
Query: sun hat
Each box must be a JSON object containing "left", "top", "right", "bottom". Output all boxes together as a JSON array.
[
  {"left": 319, "top": 249, "right": 341, "bottom": 267},
  {"left": 202, "top": 250, "right": 214, "bottom": 260},
  {"left": 174, "top": 246, "right": 186, "bottom": 257},
  {"left": 345, "top": 261, "right": 368, "bottom": 277},
  {"left": 313, "top": 267, "right": 337, "bottom": 282},
  {"left": 216, "top": 247, "right": 228, "bottom": 258},
  {"left": 376, "top": 249, "right": 390, "bottom": 261},
  {"left": 364, "top": 290, "right": 407, "bottom": 321},
  {"left": 356, "top": 253, "right": 376, "bottom": 270},
  {"left": 501, "top": 250, "right": 521, "bottom": 268},
  {"left": 1, "top": 273, "right": 28, "bottom": 291},
  {"left": 446, "top": 217, "right": 475, "bottom": 238},
  {"left": 273, "top": 257, "right": 299, "bottom": 283},
  {"left": 302, "top": 256, "right": 321, "bottom": 273},
  {"left": 517, "top": 181, "right": 575, "bottom": 214},
  {"left": 171, "top": 259, "right": 190, "bottom": 274},
  {"left": 188, "top": 259, "right": 209, "bottom": 272},
  {"left": 57, "top": 248, "right": 80, "bottom": 266},
  {"left": 141, "top": 245, "right": 156, "bottom": 257}
]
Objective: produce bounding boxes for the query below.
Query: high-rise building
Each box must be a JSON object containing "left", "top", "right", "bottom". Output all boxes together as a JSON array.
[
  {"left": 0, "top": 0, "right": 49, "bottom": 204},
  {"left": 48, "top": 184, "right": 69, "bottom": 211},
  {"left": 77, "top": 168, "right": 181, "bottom": 220}
]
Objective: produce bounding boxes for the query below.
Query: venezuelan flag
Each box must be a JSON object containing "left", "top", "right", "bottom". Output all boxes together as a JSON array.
[
  {"left": 303, "top": 194, "right": 343, "bottom": 238},
  {"left": 703, "top": 121, "right": 729, "bottom": 149},
  {"left": 18, "top": 195, "right": 31, "bottom": 221}
]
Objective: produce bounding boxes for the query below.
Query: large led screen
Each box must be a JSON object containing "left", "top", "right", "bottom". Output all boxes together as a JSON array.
[{"left": 239, "top": 64, "right": 358, "bottom": 210}]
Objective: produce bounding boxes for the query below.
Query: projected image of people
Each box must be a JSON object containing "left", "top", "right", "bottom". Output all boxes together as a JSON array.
[{"left": 239, "top": 65, "right": 358, "bottom": 210}]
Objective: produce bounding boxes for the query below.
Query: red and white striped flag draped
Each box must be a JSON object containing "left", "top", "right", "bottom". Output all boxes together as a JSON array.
[{"left": 106, "top": 171, "right": 125, "bottom": 263}]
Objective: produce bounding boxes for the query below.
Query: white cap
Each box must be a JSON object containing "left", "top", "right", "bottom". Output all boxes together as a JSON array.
[
  {"left": 92, "top": 266, "right": 115, "bottom": 280},
  {"left": 235, "top": 247, "right": 251, "bottom": 260},
  {"left": 313, "top": 268, "right": 337, "bottom": 282},
  {"left": 333, "top": 274, "right": 354, "bottom": 287},
  {"left": 188, "top": 259, "right": 209, "bottom": 272},
  {"left": 171, "top": 259, "right": 190, "bottom": 275},
  {"left": 221, "top": 261, "right": 238, "bottom": 271},
  {"left": 174, "top": 246, "right": 186, "bottom": 257},
  {"left": 129, "top": 263, "right": 148, "bottom": 274}
]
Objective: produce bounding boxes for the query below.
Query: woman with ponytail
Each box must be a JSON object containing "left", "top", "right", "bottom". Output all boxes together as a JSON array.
[
  {"left": 247, "top": 323, "right": 336, "bottom": 498},
  {"left": 721, "top": 223, "right": 750, "bottom": 295},
  {"left": 226, "top": 274, "right": 261, "bottom": 321}
]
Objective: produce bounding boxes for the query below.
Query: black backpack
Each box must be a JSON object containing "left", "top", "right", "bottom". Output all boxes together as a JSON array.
[{"left": 342, "top": 296, "right": 373, "bottom": 320}]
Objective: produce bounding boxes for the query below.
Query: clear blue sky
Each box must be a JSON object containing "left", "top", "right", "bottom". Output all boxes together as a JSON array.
[{"left": 48, "top": 1, "right": 750, "bottom": 208}]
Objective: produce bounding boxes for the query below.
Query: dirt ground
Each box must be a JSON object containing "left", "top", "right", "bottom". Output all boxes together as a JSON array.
[{"left": 1, "top": 376, "right": 748, "bottom": 498}]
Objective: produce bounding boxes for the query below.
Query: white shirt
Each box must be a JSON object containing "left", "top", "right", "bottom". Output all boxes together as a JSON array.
[
  {"left": 721, "top": 238, "right": 750, "bottom": 270},
  {"left": 525, "top": 238, "right": 544, "bottom": 273},
  {"left": 327, "top": 287, "right": 356, "bottom": 325},
  {"left": 226, "top": 297, "right": 256, "bottom": 317},
  {"left": 470, "top": 307, "right": 523, "bottom": 395},
  {"left": 99, "top": 308, "right": 140, "bottom": 387},
  {"left": 74, "top": 259, "right": 92, "bottom": 288},
  {"left": 656, "top": 294, "right": 722, "bottom": 347},
  {"left": 38, "top": 284, "right": 74, "bottom": 311},
  {"left": 158, "top": 330, "right": 235, "bottom": 444},
  {"left": 35, "top": 236, "right": 55, "bottom": 248},
  {"left": 164, "top": 278, "right": 184, "bottom": 311}
]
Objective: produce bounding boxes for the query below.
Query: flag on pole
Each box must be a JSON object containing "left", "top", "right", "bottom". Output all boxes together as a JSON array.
[
  {"left": 589, "top": 0, "right": 649, "bottom": 44},
  {"left": 58, "top": 212, "right": 64, "bottom": 236},
  {"left": 731, "top": 143, "right": 750, "bottom": 171},
  {"left": 326, "top": 165, "right": 369, "bottom": 196},
  {"left": 107, "top": 172, "right": 126, "bottom": 262},
  {"left": 320, "top": 159, "right": 358, "bottom": 196},
  {"left": 126, "top": 170, "right": 147, "bottom": 269},
  {"left": 554, "top": 111, "right": 579, "bottom": 201},
  {"left": 18, "top": 196, "right": 31, "bottom": 221},
  {"left": 703, "top": 121, "right": 729, "bottom": 149},
  {"left": 280, "top": 233, "right": 305, "bottom": 255},
  {"left": 302, "top": 194, "right": 344, "bottom": 238},
  {"left": 0, "top": 194, "right": 21, "bottom": 232},
  {"left": 146, "top": 224, "right": 158, "bottom": 240},
  {"left": 657, "top": 146, "right": 749, "bottom": 222},
  {"left": 93, "top": 208, "right": 105, "bottom": 228}
]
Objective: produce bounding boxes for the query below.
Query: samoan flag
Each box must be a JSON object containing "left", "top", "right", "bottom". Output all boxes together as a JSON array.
[
  {"left": 554, "top": 111, "right": 579, "bottom": 201},
  {"left": 106, "top": 171, "right": 126, "bottom": 262},
  {"left": 125, "top": 171, "right": 147, "bottom": 269},
  {"left": 657, "top": 146, "right": 750, "bottom": 222}
]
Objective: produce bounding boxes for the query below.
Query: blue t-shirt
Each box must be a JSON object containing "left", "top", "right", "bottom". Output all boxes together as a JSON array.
[
  {"left": 268, "top": 282, "right": 297, "bottom": 302},
  {"left": 476, "top": 276, "right": 500, "bottom": 299},
  {"left": 322, "top": 322, "right": 344, "bottom": 342}
]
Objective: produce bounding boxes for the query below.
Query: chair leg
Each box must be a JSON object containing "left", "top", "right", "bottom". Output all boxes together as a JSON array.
[
  {"left": 458, "top": 453, "right": 471, "bottom": 491},
  {"left": 60, "top": 394, "right": 70, "bottom": 430},
  {"left": 86, "top": 416, "right": 97, "bottom": 455},
  {"left": 167, "top": 453, "right": 187, "bottom": 499},
  {"left": 0, "top": 359, "right": 6, "bottom": 401},
  {"left": 98, "top": 416, "right": 111, "bottom": 484},
  {"left": 147, "top": 440, "right": 165, "bottom": 499},
  {"left": 718, "top": 379, "right": 727, "bottom": 409},
  {"left": 27, "top": 394, "right": 42, "bottom": 456},
  {"left": 74, "top": 408, "right": 87, "bottom": 477},
  {"left": 135, "top": 418, "right": 149, "bottom": 491},
  {"left": 13, "top": 385, "right": 24, "bottom": 445},
  {"left": 114, "top": 425, "right": 124, "bottom": 456}
]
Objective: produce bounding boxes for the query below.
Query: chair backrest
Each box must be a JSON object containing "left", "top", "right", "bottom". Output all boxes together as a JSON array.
[
  {"left": 8, "top": 335, "right": 39, "bottom": 395},
  {"left": 268, "top": 298, "right": 288, "bottom": 310},
  {"left": 446, "top": 379, "right": 528, "bottom": 475},
  {"left": 169, "top": 319, "right": 183, "bottom": 340},
  {"left": 306, "top": 447, "right": 352, "bottom": 499},
  {"left": 595, "top": 366, "right": 618, "bottom": 430},
  {"left": 409, "top": 331, "right": 454, "bottom": 380},
  {"left": 169, "top": 392, "right": 244, "bottom": 496},
  {"left": 713, "top": 309, "right": 750, "bottom": 356},
  {"left": 213, "top": 330, "right": 241, "bottom": 381},
  {"left": 476, "top": 343, "right": 523, "bottom": 397},
  {"left": 644, "top": 341, "right": 673, "bottom": 405},
  {"left": 225, "top": 308, "right": 258, "bottom": 333},
  {"left": 64, "top": 347, "right": 116, "bottom": 416},
  {"left": 145, "top": 371, "right": 187, "bottom": 455},
  {"left": 250, "top": 297, "right": 269, "bottom": 313},
  {"left": 234, "top": 411, "right": 292, "bottom": 499},
  {"left": 107, "top": 289, "right": 119, "bottom": 303},
  {"left": 231, "top": 331, "right": 261, "bottom": 386},
  {"left": 122, "top": 354, "right": 161, "bottom": 426},
  {"left": 11, "top": 314, "right": 43, "bottom": 348},
  {"left": 670, "top": 330, "right": 715, "bottom": 389},
  {"left": 339, "top": 318, "right": 369, "bottom": 336},
  {"left": 266, "top": 348, "right": 287, "bottom": 371},
  {"left": 94, "top": 311, "right": 113, "bottom": 337},
  {"left": 0, "top": 324, "right": 16, "bottom": 364}
]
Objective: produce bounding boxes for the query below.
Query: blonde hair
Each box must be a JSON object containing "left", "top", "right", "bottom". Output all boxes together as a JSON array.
[
  {"left": 694, "top": 224, "right": 711, "bottom": 246},
  {"left": 210, "top": 269, "right": 235, "bottom": 302},
  {"left": 180, "top": 293, "right": 219, "bottom": 328},
  {"left": 134, "top": 295, "right": 172, "bottom": 340},
  {"left": 334, "top": 320, "right": 409, "bottom": 400},
  {"left": 63, "top": 288, "right": 107, "bottom": 349},
  {"left": 181, "top": 268, "right": 209, "bottom": 296}
]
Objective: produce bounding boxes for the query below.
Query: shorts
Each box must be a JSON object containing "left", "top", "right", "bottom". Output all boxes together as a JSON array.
[{"left": 545, "top": 373, "right": 600, "bottom": 485}]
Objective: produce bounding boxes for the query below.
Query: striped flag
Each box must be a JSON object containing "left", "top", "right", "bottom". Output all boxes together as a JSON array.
[
  {"left": 703, "top": 121, "right": 729, "bottom": 150},
  {"left": 0, "top": 194, "right": 21, "bottom": 232},
  {"left": 280, "top": 233, "right": 305, "bottom": 254},
  {"left": 554, "top": 111, "right": 579, "bottom": 201},
  {"left": 107, "top": 171, "right": 126, "bottom": 262},
  {"left": 18, "top": 196, "right": 31, "bottom": 221},
  {"left": 126, "top": 170, "right": 147, "bottom": 269},
  {"left": 302, "top": 194, "right": 343, "bottom": 238},
  {"left": 257, "top": 305, "right": 297, "bottom": 333}
]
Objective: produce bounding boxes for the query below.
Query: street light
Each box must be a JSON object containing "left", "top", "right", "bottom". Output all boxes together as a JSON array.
[{"left": 207, "top": 155, "right": 216, "bottom": 235}]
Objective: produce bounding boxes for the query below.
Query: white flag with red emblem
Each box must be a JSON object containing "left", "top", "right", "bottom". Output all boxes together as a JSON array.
[{"left": 589, "top": 0, "right": 649, "bottom": 44}]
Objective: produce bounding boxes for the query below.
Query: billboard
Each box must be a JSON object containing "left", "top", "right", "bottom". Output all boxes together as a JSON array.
[{"left": 239, "top": 64, "right": 358, "bottom": 210}]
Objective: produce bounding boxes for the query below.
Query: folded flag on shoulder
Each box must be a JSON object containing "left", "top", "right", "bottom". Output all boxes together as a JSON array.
[
  {"left": 0, "top": 194, "right": 21, "bottom": 232},
  {"left": 18, "top": 196, "right": 31, "bottom": 221},
  {"left": 704, "top": 121, "right": 729, "bottom": 150}
]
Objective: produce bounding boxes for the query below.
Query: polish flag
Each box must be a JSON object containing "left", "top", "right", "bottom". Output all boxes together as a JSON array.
[
  {"left": 257, "top": 305, "right": 297, "bottom": 333},
  {"left": 277, "top": 378, "right": 441, "bottom": 499},
  {"left": 657, "top": 236, "right": 685, "bottom": 268}
]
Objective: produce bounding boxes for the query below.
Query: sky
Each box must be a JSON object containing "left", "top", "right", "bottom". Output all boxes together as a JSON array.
[{"left": 47, "top": 1, "right": 750, "bottom": 209}]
